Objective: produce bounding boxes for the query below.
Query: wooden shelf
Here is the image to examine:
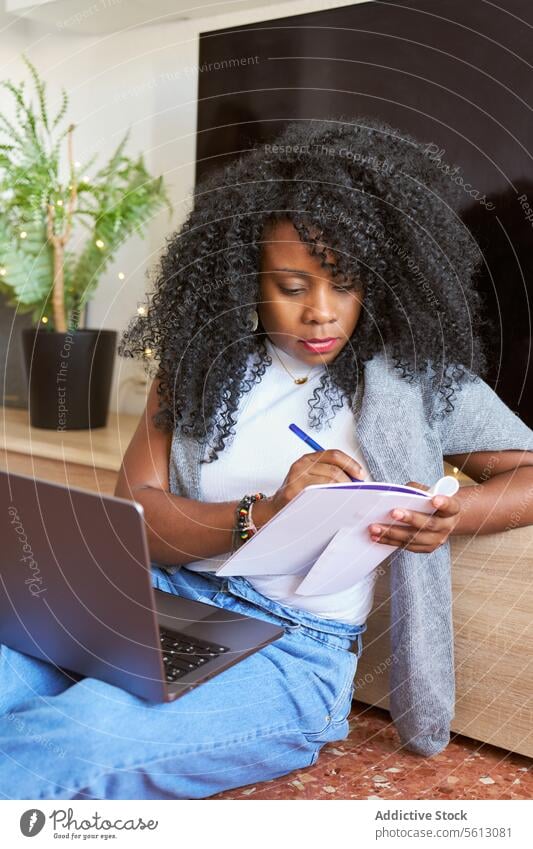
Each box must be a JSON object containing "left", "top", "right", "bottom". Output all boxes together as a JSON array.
[{"left": 0, "top": 407, "right": 138, "bottom": 493}]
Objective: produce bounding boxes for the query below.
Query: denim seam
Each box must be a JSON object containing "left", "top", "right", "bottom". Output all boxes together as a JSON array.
[
  {"left": 300, "top": 655, "right": 357, "bottom": 743},
  {"left": 293, "top": 628, "right": 354, "bottom": 654},
  {"left": 329, "top": 665, "right": 355, "bottom": 720},
  {"left": 63, "top": 721, "right": 321, "bottom": 798}
]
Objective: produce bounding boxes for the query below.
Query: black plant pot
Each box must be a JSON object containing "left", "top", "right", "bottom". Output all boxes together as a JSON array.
[{"left": 22, "top": 327, "right": 117, "bottom": 430}]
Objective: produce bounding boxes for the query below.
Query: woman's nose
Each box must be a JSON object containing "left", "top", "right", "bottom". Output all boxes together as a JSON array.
[{"left": 301, "top": 288, "right": 337, "bottom": 322}]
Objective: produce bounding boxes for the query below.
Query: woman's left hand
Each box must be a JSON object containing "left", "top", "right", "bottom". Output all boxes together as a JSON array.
[{"left": 368, "top": 480, "right": 462, "bottom": 553}]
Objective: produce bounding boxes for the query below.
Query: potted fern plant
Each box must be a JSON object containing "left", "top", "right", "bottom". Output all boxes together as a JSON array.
[{"left": 0, "top": 58, "right": 171, "bottom": 429}]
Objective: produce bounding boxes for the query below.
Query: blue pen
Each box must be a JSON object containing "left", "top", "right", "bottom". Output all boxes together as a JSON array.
[{"left": 288, "top": 423, "right": 363, "bottom": 482}]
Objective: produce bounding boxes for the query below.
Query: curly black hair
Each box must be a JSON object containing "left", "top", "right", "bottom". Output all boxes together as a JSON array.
[{"left": 118, "top": 116, "right": 488, "bottom": 463}]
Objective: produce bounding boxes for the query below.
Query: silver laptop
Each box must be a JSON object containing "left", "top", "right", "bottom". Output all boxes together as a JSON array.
[{"left": 0, "top": 470, "right": 284, "bottom": 702}]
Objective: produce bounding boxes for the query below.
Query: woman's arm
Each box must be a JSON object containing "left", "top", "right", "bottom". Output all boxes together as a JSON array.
[
  {"left": 444, "top": 449, "right": 533, "bottom": 535},
  {"left": 114, "top": 378, "right": 275, "bottom": 566}
]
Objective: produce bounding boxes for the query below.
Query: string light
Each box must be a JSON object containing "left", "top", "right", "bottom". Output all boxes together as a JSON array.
[
  {"left": 453, "top": 467, "right": 459, "bottom": 475},
  {"left": 95, "top": 239, "right": 105, "bottom": 249},
  {"left": 41, "top": 316, "right": 48, "bottom": 324},
  {"left": 20, "top": 230, "right": 27, "bottom": 239},
  {"left": 0, "top": 267, "right": 6, "bottom": 276},
  {"left": 57, "top": 199, "right": 63, "bottom": 207},
  {"left": 143, "top": 346, "right": 153, "bottom": 357},
  {"left": 118, "top": 272, "right": 125, "bottom": 280},
  {"left": 74, "top": 161, "right": 81, "bottom": 169},
  {"left": 137, "top": 305, "right": 147, "bottom": 316}
]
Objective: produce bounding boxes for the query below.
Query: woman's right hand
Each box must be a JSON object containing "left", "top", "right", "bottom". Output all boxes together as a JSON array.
[{"left": 269, "top": 449, "right": 365, "bottom": 516}]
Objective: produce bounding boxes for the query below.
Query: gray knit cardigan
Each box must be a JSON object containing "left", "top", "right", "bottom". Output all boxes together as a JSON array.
[{"left": 166, "top": 352, "right": 533, "bottom": 757}]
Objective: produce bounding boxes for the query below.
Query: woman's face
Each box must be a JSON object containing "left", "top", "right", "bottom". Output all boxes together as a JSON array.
[{"left": 257, "top": 218, "right": 363, "bottom": 364}]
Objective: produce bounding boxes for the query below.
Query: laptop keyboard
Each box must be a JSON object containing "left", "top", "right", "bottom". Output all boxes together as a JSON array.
[{"left": 159, "top": 627, "right": 230, "bottom": 683}]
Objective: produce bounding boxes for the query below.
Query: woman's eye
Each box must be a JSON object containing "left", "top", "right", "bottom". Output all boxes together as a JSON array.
[{"left": 280, "top": 286, "right": 355, "bottom": 296}]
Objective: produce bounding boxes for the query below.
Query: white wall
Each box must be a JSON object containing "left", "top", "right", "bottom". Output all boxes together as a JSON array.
[{"left": 0, "top": 0, "right": 361, "bottom": 416}]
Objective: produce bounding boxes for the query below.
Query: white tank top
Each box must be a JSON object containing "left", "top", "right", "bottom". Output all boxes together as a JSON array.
[{"left": 183, "top": 336, "right": 379, "bottom": 625}]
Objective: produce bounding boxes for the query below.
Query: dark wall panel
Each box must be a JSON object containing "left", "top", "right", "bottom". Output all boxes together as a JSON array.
[{"left": 196, "top": 0, "right": 533, "bottom": 426}]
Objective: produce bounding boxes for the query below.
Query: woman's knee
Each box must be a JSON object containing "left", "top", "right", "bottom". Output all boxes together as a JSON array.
[{"left": 0, "top": 645, "right": 72, "bottom": 714}]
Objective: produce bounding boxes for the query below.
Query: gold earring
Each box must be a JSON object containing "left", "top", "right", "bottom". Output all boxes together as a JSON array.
[{"left": 248, "top": 308, "right": 259, "bottom": 332}]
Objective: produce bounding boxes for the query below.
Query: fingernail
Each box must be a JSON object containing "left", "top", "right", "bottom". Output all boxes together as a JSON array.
[
  {"left": 433, "top": 497, "right": 444, "bottom": 507},
  {"left": 392, "top": 509, "right": 404, "bottom": 520},
  {"left": 370, "top": 525, "right": 381, "bottom": 534}
]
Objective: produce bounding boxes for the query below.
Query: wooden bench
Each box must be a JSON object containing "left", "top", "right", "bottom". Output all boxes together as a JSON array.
[{"left": 355, "top": 526, "right": 533, "bottom": 758}]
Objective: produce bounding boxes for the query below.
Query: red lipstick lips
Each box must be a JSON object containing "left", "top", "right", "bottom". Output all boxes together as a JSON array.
[{"left": 299, "top": 337, "right": 339, "bottom": 353}]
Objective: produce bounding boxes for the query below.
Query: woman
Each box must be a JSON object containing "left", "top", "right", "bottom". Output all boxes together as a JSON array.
[{"left": 1, "top": 118, "right": 532, "bottom": 799}]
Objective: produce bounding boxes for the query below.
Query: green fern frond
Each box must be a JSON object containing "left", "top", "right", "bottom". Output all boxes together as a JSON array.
[
  {"left": 50, "top": 122, "right": 75, "bottom": 160},
  {"left": 71, "top": 174, "right": 169, "bottom": 306},
  {"left": 93, "top": 130, "right": 130, "bottom": 183},
  {"left": 0, "top": 86, "right": 50, "bottom": 169},
  {"left": 0, "top": 221, "right": 53, "bottom": 310},
  {"left": 52, "top": 87, "right": 68, "bottom": 129},
  {"left": 22, "top": 55, "right": 50, "bottom": 132},
  {"left": 73, "top": 151, "right": 99, "bottom": 180},
  {"left": 0, "top": 79, "right": 27, "bottom": 115},
  {"left": 0, "top": 111, "right": 27, "bottom": 149},
  {"left": 1, "top": 80, "right": 39, "bottom": 145}
]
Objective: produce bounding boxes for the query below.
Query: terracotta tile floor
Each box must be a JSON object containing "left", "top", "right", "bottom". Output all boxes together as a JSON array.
[{"left": 213, "top": 701, "right": 533, "bottom": 800}]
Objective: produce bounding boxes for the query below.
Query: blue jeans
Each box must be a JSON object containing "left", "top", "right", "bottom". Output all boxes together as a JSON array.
[{"left": 0, "top": 565, "right": 366, "bottom": 800}]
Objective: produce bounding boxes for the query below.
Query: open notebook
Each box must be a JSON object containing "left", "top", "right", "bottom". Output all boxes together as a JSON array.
[{"left": 187, "top": 476, "right": 459, "bottom": 596}]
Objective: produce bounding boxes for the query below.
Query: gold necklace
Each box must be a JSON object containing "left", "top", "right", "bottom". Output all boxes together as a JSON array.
[{"left": 270, "top": 342, "right": 320, "bottom": 385}]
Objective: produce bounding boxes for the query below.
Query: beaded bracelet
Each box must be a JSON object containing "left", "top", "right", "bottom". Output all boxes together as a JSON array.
[{"left": 234, "top": 492, "right": 267, "bottom": 547}]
